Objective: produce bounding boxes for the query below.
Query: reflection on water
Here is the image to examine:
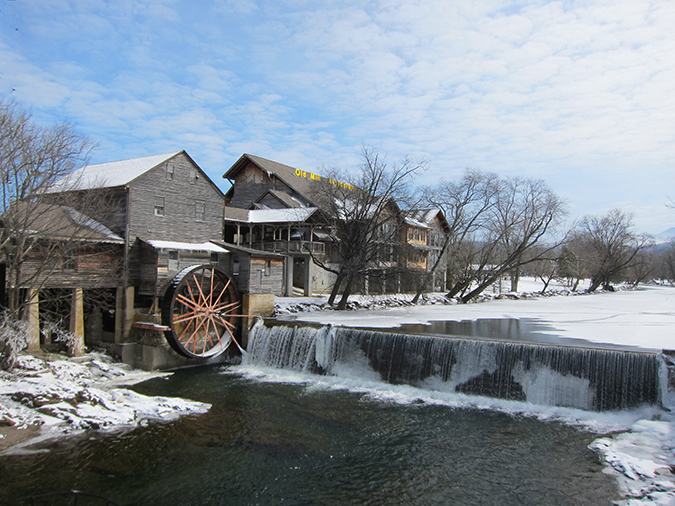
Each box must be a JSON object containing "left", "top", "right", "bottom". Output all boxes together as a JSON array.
[
  {"left": 399, "top": 318, "right": 553, "bottom": 340},
  {"left": 1, "top": 366, "right": 618, "bottom": 506},
  {"left": 371, "top": 318, "right": 654, "bottom": 351}
]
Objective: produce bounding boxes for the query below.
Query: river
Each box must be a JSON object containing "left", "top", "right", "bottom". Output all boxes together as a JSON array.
[{"left": 1, "top": 363, "right": 620, "bottom": 505}]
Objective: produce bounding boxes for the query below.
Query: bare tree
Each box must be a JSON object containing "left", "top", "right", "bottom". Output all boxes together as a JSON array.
[
  {"left": 574, "top": 209, "right": 651, "bottom": 293},
  {"left": 525, "top": 245, "right": 559, "bottom": 294},
  {"left": 556, "top": 245, "right": 583, "bottom": 290},
  {"left": 310, "top": 146, "right": 425, "bottom": 309},
  {"left": 426, "top": 170, "right": 567, "bottom": 303},
  {"left": 657, "top": 241, "right": 675, "bottom": 284},
  {"left": 488, "top": 177, "right": 567, "bottom": 294},
  {"left": 423, "top": 169, "right": 500, "bottom": 300},
  {"left": 0, "top": 99, "right": 98, "bottom": 368},
  {"left": 625, "top": 248, "right": 655, "bottom": 287}
]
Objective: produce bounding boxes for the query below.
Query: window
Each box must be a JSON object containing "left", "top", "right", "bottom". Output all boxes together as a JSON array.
[
  {"left": 210, "top": 252, "right": 219, "bottom": 264},
  {"left": 63, "top": 248, "right": 76, "bottom": 270},
  {"left": 195, "top": 202, "right": 205, "bottom": 221},
  {"left": 166, "top": 164, "right": 174, "bottom": 180},
  {"left": 232, "top": 259, "right": 240, "bottom": 275},
  {"left": 168, "top": 250, "right": 179, "bottom": 270},
  {"left": 264, "top": 260, "right": 271, "bottom": 276},
  {"left": 154, "top": 197, "right": 165, "bottom": 216},
  {"left": 189, "top": 169, "right": 197, "bottom": 184}
]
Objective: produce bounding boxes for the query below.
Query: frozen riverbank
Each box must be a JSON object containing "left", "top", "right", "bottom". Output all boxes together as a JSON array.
[
  {"left": 275, "top": 279, "right": 675, "bottom": 351},
  {"left": 0, "top": 352, "right": 210, "bottom": 455}
]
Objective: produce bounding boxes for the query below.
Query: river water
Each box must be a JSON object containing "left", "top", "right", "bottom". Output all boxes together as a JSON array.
[{"left": 1, "top": 363, "right": 621, "bottom": 506}]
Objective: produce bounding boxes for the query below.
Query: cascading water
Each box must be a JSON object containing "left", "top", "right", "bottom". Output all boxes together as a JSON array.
[{"left": 244, "top": 322, "right": 664, "bottom": 412}]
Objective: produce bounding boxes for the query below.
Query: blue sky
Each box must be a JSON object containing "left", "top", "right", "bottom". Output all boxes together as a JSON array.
[{"left": 1, "top": 0, "right": 674, "bottom": 234}]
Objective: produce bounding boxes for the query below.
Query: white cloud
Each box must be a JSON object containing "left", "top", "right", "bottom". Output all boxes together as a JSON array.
[{"left": 1, "top": 0, "right": 673, "bottom": 233}]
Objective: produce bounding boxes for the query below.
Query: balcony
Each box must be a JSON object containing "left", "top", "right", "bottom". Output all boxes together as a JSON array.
[{"left": 259, "top": 240, "right": 326, "bottom": 255}]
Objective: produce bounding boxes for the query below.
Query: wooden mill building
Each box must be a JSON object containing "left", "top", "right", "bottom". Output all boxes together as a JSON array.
[{"left": 7, "top": 151, "right": 237, "bottom": 368}]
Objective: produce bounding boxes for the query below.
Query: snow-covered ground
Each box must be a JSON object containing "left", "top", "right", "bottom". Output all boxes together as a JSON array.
[
  {"left": 276, "top": 278, "right": 675, "bottom": 351},
  {"left": 0, "top": 352, "right": 210, "bottom": 456},
  {"left": 273, "top": 278, "right": 675, "bottom": 505}
]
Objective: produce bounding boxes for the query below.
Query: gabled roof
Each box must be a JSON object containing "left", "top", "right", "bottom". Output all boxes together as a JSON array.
[
  {"left": 48, "top": 151, "right": 182, "bottom": 192},
  {"left": 405, "top": 208, "right": 451, "bottom": 233},
  {"left": 334, "top": 195, "right": 400, "bottom": 221},
  {"left": 256, "top": 189, "right": 306, "bottom": 209},
  {"left": 223, "top": 153, "right": 318, "bottom": 206},
  {"left": 404, "top": 216, "right": 431, "bottom": 229}
]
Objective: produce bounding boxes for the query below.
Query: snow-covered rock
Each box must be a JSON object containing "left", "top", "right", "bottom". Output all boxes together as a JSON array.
[{"left": 0, "top": 352, "right": 210, "bottom": 454}]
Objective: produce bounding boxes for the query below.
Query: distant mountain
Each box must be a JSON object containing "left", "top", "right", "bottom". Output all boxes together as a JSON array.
[{"left": 654, "top": 227, "right": 675, "bottom": 243}]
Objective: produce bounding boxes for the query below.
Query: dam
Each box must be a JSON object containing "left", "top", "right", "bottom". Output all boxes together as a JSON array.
[{"left": 244, "top": 321, "right": 666, "bottom": 412}]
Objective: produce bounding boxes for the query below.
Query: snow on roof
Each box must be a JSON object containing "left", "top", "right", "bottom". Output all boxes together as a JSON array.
[
  {"left": 223, "top": 207, "right": 318, "bottom": 224},
  {"left": 48, "top": 152, "right": 181, "bottom": 191},
  {"left": 146, "top": 240, "right": 229, "bottom": 253},
  {"left": 64, "top": 207, "right": 124, "bottom": 243},
  {"left": 406, "top": 209, "right": 440, "bottom": 227},
  {"left": 405, "top": 216, "right": 430, "bottom": 229},
  {"left": 249, "top": 207, "right": 317, "bottom": 223}
]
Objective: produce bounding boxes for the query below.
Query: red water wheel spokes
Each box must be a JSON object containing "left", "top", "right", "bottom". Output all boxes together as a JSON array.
[{"left": 162, "top": 265, "right": 244, "bottom": 358}]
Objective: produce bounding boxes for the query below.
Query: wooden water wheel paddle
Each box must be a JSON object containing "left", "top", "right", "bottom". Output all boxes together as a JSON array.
[{"left": 161, "top": 265, "right": 245, "bottom": 358}]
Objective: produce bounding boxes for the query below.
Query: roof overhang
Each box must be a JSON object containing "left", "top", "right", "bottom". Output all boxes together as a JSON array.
[{"left": 143, "top": 240, "right": 229, "bottom": 254}]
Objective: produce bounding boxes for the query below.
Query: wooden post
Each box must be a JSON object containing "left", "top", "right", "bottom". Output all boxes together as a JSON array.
[
  {"left": 284, "top": 257, "right": 293, "bottom": 297},
  {"left": 123, "top": 285, "right": 135, "bottom": 341},
  {"left": 68, "top": 288, "right": 85, "bottom": 357},
  {"left": 26, "top": 288, "right": 40, "bottom": 352},
  {"left": 304, "top": 257, "right": 310, "bottom": 296},
  {"left": 115, "top": 286, "right": 124, "bottom": 343}
]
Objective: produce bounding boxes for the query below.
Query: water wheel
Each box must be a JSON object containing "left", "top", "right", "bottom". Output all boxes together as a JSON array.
[{"left": 161, "top": 265, "right": 244, "bottom": 358}]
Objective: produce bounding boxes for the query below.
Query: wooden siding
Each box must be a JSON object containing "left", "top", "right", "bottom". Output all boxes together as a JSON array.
[
  {"left": 227, "top": 160, "right": 300, "bottom": 209},
  {"left": 258, "top": 192, "right": 292, "bottom": 209},
  {"left": 227, "top": 251, "right": 284, "bottom": 296},
  {"left": 228, "top": 161, "right": 271, "bottom": 208},
  {"left": 248, "top": 257, "right": 284, "bottom": 295},
  {"left": 230, "top": 252, "right": 251, "bottom": 293},
  {"left": 19, "top": 243, "right": 123, "bottom": 289},
  {"left": 128, "top": 152, "right": 224, "bottom": 244},
  {"left": 83, "top": 190, "right": 129, "bottom": 238},
  {"left": 135, "top": 242, "right": 158, "bottom": 296}
]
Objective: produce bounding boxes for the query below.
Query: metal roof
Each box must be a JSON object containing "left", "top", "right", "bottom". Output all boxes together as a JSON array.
[
  {"left": 48, "top": 152, "right": 181, "bottom": 191},
  {"left": 223, "top": 207, "right": 319, "bottom": 224},
  {"left": 145, "top": 240, "right": 229, "bottom": 253}
]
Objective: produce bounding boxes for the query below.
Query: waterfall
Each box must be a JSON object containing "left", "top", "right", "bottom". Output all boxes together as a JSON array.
[{"left": 243, "top": 322, "right": 664, "bottom": 412}]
